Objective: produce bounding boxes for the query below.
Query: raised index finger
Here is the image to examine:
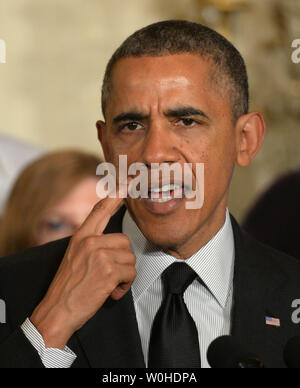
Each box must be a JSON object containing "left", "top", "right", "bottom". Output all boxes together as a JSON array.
[{"left": 77, "top": 184, "right": 127, "bottom": 237}]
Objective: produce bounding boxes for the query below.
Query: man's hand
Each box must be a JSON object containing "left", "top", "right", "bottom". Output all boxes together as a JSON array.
[{"left": 30, "top": 191, "right": 136, "bottom": 350}]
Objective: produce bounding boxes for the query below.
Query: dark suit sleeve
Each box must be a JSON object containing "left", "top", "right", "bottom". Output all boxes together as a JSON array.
[
  {"left": 0, "top": 326, "right": 44, "bottom": 368},
  {"left": 0, "top": 239, "right": 69, "bottom": 368}
]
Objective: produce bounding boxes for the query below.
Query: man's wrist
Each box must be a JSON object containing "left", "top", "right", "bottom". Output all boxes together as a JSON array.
[
  {"left": 30, "top": 303, "right": 74, "bottom": 350},
  {"left": 21, "top": 318, "right": 77, "bottom": 368}
]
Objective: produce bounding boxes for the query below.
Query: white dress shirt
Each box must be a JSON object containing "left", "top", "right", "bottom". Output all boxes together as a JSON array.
[{"left": 22, "top": 208, "right": 235, "bottom": 368}]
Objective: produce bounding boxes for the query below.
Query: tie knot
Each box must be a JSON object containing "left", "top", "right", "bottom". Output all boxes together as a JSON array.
[{"left": 162, "top": 263, "right": 197, "bottom": 295}]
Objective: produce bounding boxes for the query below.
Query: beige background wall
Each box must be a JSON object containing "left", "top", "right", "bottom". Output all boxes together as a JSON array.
[{"left": 0, "top": 0, "right": 299, "bottom": 222}]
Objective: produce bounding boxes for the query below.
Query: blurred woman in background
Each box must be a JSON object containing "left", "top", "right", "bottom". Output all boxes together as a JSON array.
[{"left": 0, "top": 150, "right": 101, "bottom": 257}]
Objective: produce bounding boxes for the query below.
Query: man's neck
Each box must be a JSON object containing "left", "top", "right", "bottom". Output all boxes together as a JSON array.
[{"left": 162, "top": 207, "right": 228, "bottom": 260}]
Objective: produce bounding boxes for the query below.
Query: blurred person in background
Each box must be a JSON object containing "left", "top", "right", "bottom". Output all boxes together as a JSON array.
[
  {"left": 0, "top": 150, "right": 101, "bottom": 257},
  {"left": 243, "top": 169, "right": 300, "bottom": 260}
]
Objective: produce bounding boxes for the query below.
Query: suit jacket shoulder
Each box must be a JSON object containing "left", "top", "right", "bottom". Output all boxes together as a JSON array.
[
  {"left": 230, "top": 215, "right": 300, "bottom": 367},
  {"left": 0, "top": 237, "right": 70, "bottom": 328},
  {"left": 0, "top": 237, "right": 69, "bottom": 367}
]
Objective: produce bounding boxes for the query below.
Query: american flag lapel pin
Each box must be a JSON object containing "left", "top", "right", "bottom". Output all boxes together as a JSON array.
[{"left": 265, "top": 316, "right": 281, "bottom": 327}]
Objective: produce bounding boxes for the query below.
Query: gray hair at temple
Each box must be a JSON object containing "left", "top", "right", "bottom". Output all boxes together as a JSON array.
[{"left": 101, "top": 20, "right": 249, "bottom": 123}]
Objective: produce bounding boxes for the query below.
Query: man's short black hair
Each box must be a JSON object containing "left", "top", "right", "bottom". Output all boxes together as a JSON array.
[{"left": 101, "top": 20, "right": 249, "bottom": 122}]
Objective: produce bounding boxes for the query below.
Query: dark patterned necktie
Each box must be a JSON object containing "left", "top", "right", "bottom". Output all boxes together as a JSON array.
[{"left": 148, "top": 262, "right": 201, "bottom": 368}]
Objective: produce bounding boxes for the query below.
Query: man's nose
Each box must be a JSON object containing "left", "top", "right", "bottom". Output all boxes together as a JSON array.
[{"left": 141, "top": 122, "right": 179, "bottom": 166}]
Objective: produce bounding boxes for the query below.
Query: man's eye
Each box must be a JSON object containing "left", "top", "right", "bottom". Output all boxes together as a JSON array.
[
  {"left": 178, "top": 118, "right": 197, "bottom": 127},
  {"left": 120, "top": 122, "right": 142, "bottom": 132}
]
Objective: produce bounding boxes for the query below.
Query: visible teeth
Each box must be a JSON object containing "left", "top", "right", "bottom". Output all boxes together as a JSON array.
[
  {"left": 150, "top": 197, "right": 173, "bottom": 203},
  {"left": 150, "top": 184, "right": 181, "bottom": 193}
]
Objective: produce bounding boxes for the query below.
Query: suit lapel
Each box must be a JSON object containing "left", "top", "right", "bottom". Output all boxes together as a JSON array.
[
  {"left": 230, "top": 215, "right": 288, "bottom": 367},
  {"left": 71, "top": 206, "right": 145, "bottom": 368}
]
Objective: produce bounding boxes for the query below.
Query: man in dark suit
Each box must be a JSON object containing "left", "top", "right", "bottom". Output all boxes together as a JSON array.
[{"left": 1, "top": 20, "right": 300, "bottom": 368}]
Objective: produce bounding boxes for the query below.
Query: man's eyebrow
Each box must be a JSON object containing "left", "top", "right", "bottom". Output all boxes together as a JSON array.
[
  {"left": 164, "top": 106, "right": 211, "bottom": 121},
  {"left": 113, "top": 111, "right": 148, "bottom": 124}
]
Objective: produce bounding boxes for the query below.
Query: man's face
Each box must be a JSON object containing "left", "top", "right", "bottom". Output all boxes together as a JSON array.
[{"left": 98, "top": 54, "right": 239, "bottom": 258}]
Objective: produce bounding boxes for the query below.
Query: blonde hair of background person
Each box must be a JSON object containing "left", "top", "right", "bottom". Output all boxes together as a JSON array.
[{"left": 0, "top": 150, "right": 101, "bottom": 257}]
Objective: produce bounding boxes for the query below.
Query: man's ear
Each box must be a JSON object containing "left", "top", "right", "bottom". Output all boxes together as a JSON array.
[
  {"left": 235, "top": 112, "right": 266, "bottom": 168},
  {"left": 96, "top": 120, "right": 105, "bottom": 144},
  {"left": 96, "top": 120, "right": 109, "bottom": 160}
]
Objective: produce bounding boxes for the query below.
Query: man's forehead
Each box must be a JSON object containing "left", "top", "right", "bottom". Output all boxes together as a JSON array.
[
  {"left": 108, "top": 55, "right": 214, "bottom": 107},
  {"left": 111, "top": 54, "right": 213, "bottom": 84},
  {"left": 105, "top": 54, "right": 231, "bottom": 120},
  {"left": 119, "top": 75, "right": 192, "bottom": 91}
]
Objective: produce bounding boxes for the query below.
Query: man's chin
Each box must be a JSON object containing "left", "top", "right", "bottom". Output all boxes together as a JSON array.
[
  {"left": 125, "top": 198, "right": 200, "bottom": 251},
  {"left": 129, "top": 213, "right": 189, "bottom": 248}
]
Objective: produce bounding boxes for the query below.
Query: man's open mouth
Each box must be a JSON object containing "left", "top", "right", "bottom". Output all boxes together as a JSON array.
[{"left": 147, "top": 183, "right": 184, "bottom": 202}]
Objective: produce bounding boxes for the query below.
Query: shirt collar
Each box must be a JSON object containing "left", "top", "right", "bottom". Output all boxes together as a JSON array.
[{"left": 122, "top": 209, "right": 235, "bottom": 309}]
